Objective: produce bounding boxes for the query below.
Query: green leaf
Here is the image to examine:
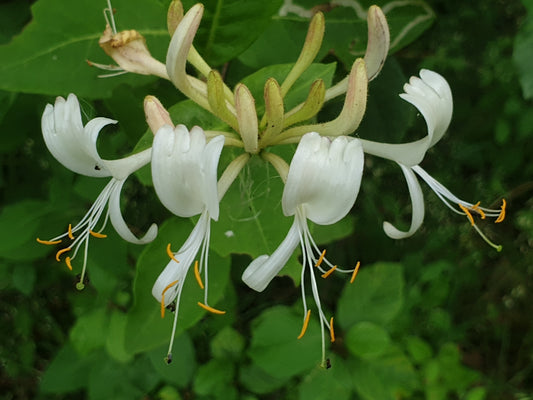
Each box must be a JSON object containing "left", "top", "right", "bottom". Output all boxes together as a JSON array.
[
  {"left": 513, "top": 0, "right": 533, "bottom": 99},
  {"left": 238, "top": 363, "right": 288, "bottom": 394},
  {"left": 12, "top": 264, "right": 36, "bottom": 296},
  {"left": 298, "top": 354, "right": 353, "bottom": 400},
  {"left": 404, "top": 336, "right": 433, "bottom": 365},
  {"left": 0, "top": 0, "right": 168, "bottom": 97},
  {"left": 105, "top": 311, "right": 134, "bottom": 363},
  {"left": 125, "top": 217, "right": 231, "bottom": 354},
  {"left": 345, "top": 321, "right": 391, "bottom": 359},
  {"left": 193, "top": 359, "right": 236, "bottom": 398},
  {"left": 210, "top": 153, "right": 291, "bottom": 257},
  {"left": 247, "top": 305, "right": 323, "bottom": 380},
  {"left": 69, "top": 306, "right": 109, "bottom": 355},
  {"left": 40, "top": 343, "right": 101, "bottom": 394},
  {"left": 211, "top": 326, "right": 245, "bottom": 360},
  {"left": 87, "top": 355, "right": 159, "bottom": 400},
  {"left": 337, "top": 262, "right": 404, "bottom": 329},
  {"left": 0, "top": 200, "right": 51, "bottom": 256},
  {"left": 181, "top": 0, "right": 283, "bottom": 66},
  {"left": 148, "top": 332, "right": 196, "bottom": 387},
  {"left": 350, "top": 345, "right": 418, "bottom": 400}
]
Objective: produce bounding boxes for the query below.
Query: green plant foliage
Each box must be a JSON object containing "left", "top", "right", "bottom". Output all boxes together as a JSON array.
[
  {"left": 513, "top": 0, "right": 533, "bottom": 99},
  {"left": 0, "top": 0, "right": 168, "bottom": 97},
  {"left": 247, "top": 306, "right": 322, "bottom": 380},
  {"left": 337, "top": 262, "right": 404, "bottom": 329}
]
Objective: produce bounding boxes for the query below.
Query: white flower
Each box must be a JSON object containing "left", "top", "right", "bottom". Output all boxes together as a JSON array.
[
  {"left": 242, "top": 132, "right": 364, "bottom": 364},
  {"left": 150, "top": 124, "right": 225, "bottom": 363},
  {"left": 38, "top": 94, "right": 157, "bottom": 289},
  {"left": 359, "top": 70, "right": 505, "bottom": 246}
]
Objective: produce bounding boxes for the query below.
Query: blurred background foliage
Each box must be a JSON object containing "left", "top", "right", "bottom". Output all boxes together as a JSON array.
[{"left": 0, "top": 0, "right": 532, "bottom": 399}]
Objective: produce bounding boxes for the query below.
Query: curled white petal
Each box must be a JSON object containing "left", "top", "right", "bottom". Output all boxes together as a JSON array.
[
  {"left": 282, "top": 132, "right": 364, "bottom": 225},
  {"left": 152, "top": 212, "right": 210, "bottom": 304},
  {"left": 42, "top": 94, "right": 114, "bottom": 177},
  {"left": 360, "top": 69, "right": 453, "bottom": 167},
  {"left": 400, "top": 69, "right": 452, "bottom": 148},
  {"left": 242, "top": 219, "right": 300, "bottom": 292},
  {"left": 108, "top": 178, "right": 158, "bottom": 244},
  {"left": 152, "top": 125, "right": 224, "bottom": 219},
  {"left": 383, "top": 164, "right": 425, "bottom": 239}
]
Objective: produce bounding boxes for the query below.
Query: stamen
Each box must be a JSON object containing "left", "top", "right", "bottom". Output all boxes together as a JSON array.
[
  {"left": 329, "top": 316, "right": 335, "bottom": 343},
  {"left": 160, "top": 280, "right": 179, "bottom": 318},
  {"left": 472, "top": 224, "right": 503, "bottom": 252},
  {"left": 197, "top": 302, "right": 226, "bottom": 315},
  {"left": 90, "top": 230, "right": 107, "bottom": 238},
  {"left": 166, "top": 243, "right": 179, "bottom": 263},
  {"left": 297, "top": 309, "right": 311, "bottom": 339},
  {"left": 470, "top": 202, "right": 486, "bottom": 219},
  {"left": 65, "top": 257, "right": 73, "bottom": 271},
  {"left": 68, "top": 224, "right": 75, "bottom": 239},
  {"left": 193, "top": 260, "right": 204, "bottom": 289},
  {"left": 55, "top": 247, "right": 71, "bottom": 262},
  {"left": 321, "top": 265, "right": 337, "bottom": 279},
  {"left": 495, "top": 199, "right": 506, "bottom": 223},
  {"left": 459, "top": 204, "right": 475, "bottom": 226},
  {"left": 164, "top": 353, "right": 172, "bottom": 365},
  {"left": 315, "top": 249, "right": 326, "bottom": 267},
  {"left": 36, "top": 238, "right": 62, "bottom": 245},
  {"left": 350, "top": 261, "right": 361, "bottom": 284}
]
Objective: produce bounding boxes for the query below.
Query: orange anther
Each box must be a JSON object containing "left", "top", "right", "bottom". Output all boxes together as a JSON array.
[
  {"left": 68, "top": 224, "right": 74, "bottom": 240},
  {"left": 160, "top": 280, "right": 179, "bottom": 318},
  {"left": 297, "top": 309, "right": 311, "bottom": 340},
  {"left": 55, "top": 247, "right": 71, "bottom": 262},
  {"left": 36, "top": 238, "right": 62, "bottom": 245},
  {"left": 459, "top": 204, "right": 475, "bottom": 226},
  {"left": 329, "top": 316, "right": 335, "bottom": 343},
  {"left": 350, "top": 261, "right": 361, "bottom": 284},
  {"left": 65, "top": 256, "right": 73, "bottom": 271},
  {"left": 166, "top": 243, "right": 179, "bottom": 263},
  {"left": 321, "top": 265, "right": 337, "bottom": 279},
  {"left": 90, "top": 230, "right": 107, "bottom": 238},
  {"left": 193, "top": 261, "right": 204, "bottom": 289},
  {"left": 315, "top": 249, "right": 326, "bottom": 267},
  {"left": 470, "top": 202, "right": 486, "bottom": 219},
  {"left": 197, "top": 302, "right": 226, "bottom": 315},
  {"left": 495, "top": 199, "right": 506, "bottom": 223}
]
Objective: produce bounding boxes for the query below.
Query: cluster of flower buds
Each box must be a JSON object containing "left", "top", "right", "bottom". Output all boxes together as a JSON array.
[{"left": 38, "top": 0, "right": 505, "bottom": 366}]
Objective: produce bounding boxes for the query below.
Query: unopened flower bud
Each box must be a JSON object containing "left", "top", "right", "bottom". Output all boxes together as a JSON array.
[{"left": 144, "top": 96, "right": 173, "bottom": 135}]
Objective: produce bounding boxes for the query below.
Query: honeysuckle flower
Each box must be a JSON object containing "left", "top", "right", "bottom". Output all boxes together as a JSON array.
[
  {"left": 242, "top": 132, "right": 364, "bottom": 365},
  {"left": 360, "top": 69, "right": 506, "bottom": 247},
  {"left": 150, "top": 124, "right": 225, "bottom": 363},
  {"left": 38, "top": 94, "right": 157, "bottom": 289}
]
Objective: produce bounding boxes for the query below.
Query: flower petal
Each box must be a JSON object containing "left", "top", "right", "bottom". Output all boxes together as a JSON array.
[
  {"left": 359, "top": 70, "right": 452, "bottom": 167},
  {"left": 152, "top": 124, "right": 223, "bottom": 218},
  {"left": 42, "top": 94, "right": 113, "bottom": 177},
  {"left": 282, "top": 132, "right": 364, "bottom": 225},
  {"left": 242, "top": 218, "right": 300, "bottom": 292},
  {"left": 383, "top": 164, "right": 425, "bottom": 239},
  {"left": 108, "top": 178, "right": 158, "bottom": 244},
  {"left": 152, "top": 212, "right": 209, "bottom": 304}
]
